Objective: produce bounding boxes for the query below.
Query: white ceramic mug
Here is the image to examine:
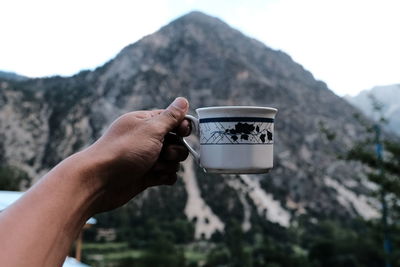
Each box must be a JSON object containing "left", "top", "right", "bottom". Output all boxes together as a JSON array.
[{"left": 183, "top": 106, "right": 278, "bottom": 174}]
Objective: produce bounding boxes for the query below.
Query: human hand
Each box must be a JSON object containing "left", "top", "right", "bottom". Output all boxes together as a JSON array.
[{"left": 82, "top": 97, "right": 191, "bottom": 213}]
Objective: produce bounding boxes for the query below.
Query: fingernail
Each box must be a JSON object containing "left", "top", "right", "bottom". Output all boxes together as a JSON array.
[{"left": 172, "top": 97, "right": 188, "bottom": 110}]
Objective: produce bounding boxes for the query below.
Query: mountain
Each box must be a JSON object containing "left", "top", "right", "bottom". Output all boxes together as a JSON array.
[
  {"left": 0, "top": 11, "right": 379, "bottom": 240},
  {"left": 345, "top": 84, "right": 400, "bottom": 135},
  {"left": 0, "top": 70, "right": 28, "bottom": 81}
]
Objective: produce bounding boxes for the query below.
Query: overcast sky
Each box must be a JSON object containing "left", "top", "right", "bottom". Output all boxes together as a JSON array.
[{"left": 1, "top": 0, "right": 399, "bottom": 96}]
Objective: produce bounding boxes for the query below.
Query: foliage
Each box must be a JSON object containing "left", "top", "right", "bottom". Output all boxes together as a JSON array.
[
  {"left": 141, "top": 230, "right": 186, "bottom": 267},
  {"left": 347, "top": 139, "right": 400, "bottom": 204},
  {"left": 0, "top": 164, "right": 30, "bottom": 190},
  {"left": 204, "top": 218, "right": 387, "bottom": 267},
  {"left": 82, "top": 242, "right": 130, "bottom": 254},
  {"left": 305, "top": 220, "right": 383, "bottom": 267},
  {"left": 224, "top": 221, "right": 252, "bottom": 267},
  {"left": 81, "top": 198, "right": 396, "bottom": 267}
]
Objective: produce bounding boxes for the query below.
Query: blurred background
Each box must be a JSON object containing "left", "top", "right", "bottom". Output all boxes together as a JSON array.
[{"left": 1, "top": 0, "right": 400, "bottom": 266}]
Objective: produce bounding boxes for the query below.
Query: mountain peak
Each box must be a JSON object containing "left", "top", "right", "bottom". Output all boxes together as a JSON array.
[
  {"left": 161, "top": 11, "right": 237, "bottom": 40},
  {"left": 179, "top": 10, "right": 216, "bottom": 20},
  {"left": 172, "top": 11, "right": 225, "bottom": 26}
]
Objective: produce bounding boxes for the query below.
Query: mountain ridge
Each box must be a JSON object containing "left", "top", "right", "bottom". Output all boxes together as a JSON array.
[{"left": 0, "top": 70, "right": 28, "bottom": 81}]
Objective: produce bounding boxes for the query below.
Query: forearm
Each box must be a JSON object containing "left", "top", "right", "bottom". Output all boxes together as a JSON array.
[{"left": 0, "top": 150, "right": 101, "bottom": 267}]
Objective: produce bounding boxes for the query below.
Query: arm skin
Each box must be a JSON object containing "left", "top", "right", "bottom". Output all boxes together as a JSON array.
[{"left": 0, "top": 97, "right": 191, "bottom": 267}]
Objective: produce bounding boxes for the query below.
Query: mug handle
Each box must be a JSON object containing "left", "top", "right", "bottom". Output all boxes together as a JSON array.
[{"left": 182, "top": 115, "right": 200, "bottom": 163}]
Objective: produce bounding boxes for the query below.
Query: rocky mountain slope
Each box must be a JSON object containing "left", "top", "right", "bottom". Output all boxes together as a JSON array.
[
  {"left": 0, "top": 12, "right": 379, "bottom": 238},
  {"left": 345, "top": 84, "right": 400, "bottom": 135}
]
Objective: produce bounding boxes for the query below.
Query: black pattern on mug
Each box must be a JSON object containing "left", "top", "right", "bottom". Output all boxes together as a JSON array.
[{"left": 199, "top": 120, "right": 274, "bottom": 145}]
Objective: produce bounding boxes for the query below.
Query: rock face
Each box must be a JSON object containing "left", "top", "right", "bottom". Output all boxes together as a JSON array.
[
  {"left": 0, "top": 12, "right": 379, "bottom": 236},
  {"left": 345, "top": 84, "right": 400, "bottom": 135}
]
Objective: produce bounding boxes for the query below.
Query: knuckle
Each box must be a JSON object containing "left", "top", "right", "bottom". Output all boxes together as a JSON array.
[
  {"left": 164, "top": 108, "right": 181, "bottom": 123},
  {"left": 115, "top": 113, "right": 140, "bottom": 128}
]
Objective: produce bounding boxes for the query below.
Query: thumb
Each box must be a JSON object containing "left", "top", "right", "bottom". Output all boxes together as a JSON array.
[{"left": 151, "top": 97, "right": 189, "bottom": 136}]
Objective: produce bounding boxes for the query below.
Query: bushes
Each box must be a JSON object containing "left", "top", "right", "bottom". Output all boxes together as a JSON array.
[{"left": 0, "top": 164, "right": 30, "bottom": 190}]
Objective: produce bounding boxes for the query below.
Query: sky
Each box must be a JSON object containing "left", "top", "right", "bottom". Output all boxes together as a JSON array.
[{"left": 1, "top": 0, "right": 399, "bottom": 96}]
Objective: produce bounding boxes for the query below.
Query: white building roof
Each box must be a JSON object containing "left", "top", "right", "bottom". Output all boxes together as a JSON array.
[
  {"left": 0, "top": 190, "right": 23, "bottom": 211},
  {"left": 63, "top": 257, "right": 91, "bottom": 267}
]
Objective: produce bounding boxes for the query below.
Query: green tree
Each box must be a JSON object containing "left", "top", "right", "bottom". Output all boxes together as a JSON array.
[
  {"left": 205, "top": 245, "right": 230, "bottom": 267},
  {"left": 141, "top": 229, "right": 186, "bottom": 267},
  {"left": 225, "top": 221, "right": 252, "bottom": 267},
  {"left": 0, "top": 165, "right": 30, "bottom": 191},
  {"left": 306, "top": 221, "right": 382, "bottom": 267}
]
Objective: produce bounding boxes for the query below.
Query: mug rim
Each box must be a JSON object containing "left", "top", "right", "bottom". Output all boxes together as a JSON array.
[{"left": 196, "top": 106, "right": 277, "bottom": 112}]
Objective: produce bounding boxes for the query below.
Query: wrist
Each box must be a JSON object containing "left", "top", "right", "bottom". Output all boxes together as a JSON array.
[{"left": 63, "top": 147, "right": 111, "bottom": 216}]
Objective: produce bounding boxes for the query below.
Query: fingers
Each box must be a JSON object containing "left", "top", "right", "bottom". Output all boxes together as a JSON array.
[
  {"left": 144, "top": 133, "right": 188, "bottom": 187},
  {"left": 160, "top": 133, "right": 189, "bottom": 161},
  {"left": 149, "top": 97, "right": 189, "bottom": 137},
  {"left": 146, "top": 162, "right": 180, "bottom": 187},
  {"left": 147, "top": 138, "right": 187, "bottom": 185},
  {"left": 153, "top": 161, "right": 181, "bottom": 173},
  {"left": 161, "top": 144, "right": 189, "bottom": 161},
  {"left": 145, "top": 173, "right": 178, "bottom": 187},
  {"left": 173, "top": 119, "right": 191, "bottom": 137}
]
